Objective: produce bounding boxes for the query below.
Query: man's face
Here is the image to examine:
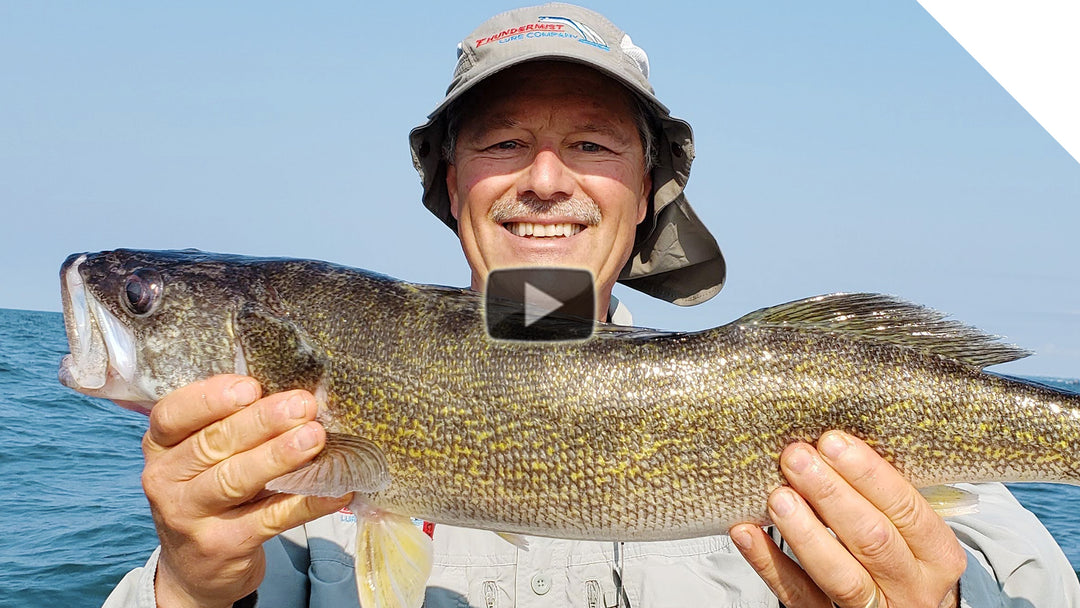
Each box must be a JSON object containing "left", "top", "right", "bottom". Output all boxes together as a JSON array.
[{"left": 446, "top": 62, "right": 651, "bottom": 318}]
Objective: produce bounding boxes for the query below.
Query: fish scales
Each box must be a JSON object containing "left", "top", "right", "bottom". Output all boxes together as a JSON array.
[{"left": 232, "top": 258, "right": 1080, "bottom": 540}]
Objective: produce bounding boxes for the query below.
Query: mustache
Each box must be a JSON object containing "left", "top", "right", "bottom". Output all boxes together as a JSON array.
[{"left": 488, "top": 194, "right": 602, "bottom": 226}]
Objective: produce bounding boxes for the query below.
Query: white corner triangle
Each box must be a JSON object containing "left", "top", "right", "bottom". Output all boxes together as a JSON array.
[{"left": 917, "top": 0, "right": 1080, "bottom": 164}]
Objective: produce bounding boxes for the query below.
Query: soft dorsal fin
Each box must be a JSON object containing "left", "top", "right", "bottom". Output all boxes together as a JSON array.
[{"left": 732, "top": 293, "right": 1031, "bottom": 369}]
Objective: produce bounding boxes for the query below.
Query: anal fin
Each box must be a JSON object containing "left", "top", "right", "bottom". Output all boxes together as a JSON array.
[
  {"left": 919, "top": 485, "right": 980, "bottom": 518},
  {"left": 353, "top": 501, "right": 434, "bottom": 608}
]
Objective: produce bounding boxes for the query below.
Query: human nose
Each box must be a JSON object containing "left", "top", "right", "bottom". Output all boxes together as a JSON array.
[{"left": 520, "top": 147, "right": 575, "bottom": 201}]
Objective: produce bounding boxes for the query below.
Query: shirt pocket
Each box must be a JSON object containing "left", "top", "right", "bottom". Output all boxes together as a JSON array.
[{"left": 617, "top": 536, "right": 776, "bottom": 608}]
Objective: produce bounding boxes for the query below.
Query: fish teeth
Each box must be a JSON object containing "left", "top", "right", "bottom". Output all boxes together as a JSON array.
[{"left": 504, "top": 222, "right": 584, "bottom": 237}]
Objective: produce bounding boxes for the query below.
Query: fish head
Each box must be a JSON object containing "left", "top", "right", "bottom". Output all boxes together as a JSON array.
[{"left": 58, "top": 249, "right": 254, "bottom": 413}]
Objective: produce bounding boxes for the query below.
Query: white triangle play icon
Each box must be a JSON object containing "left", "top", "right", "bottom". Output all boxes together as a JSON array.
[
  {"left": 484, "top": 268, "right": 595, "bottom": 341},
  {"left": 523, "top": 282, "right": 565, "bottom": 327}
]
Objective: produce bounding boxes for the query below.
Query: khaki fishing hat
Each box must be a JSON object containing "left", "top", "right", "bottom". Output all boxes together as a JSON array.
[{"left": 409, "top": 2, "right": 725, "bottom": 305}]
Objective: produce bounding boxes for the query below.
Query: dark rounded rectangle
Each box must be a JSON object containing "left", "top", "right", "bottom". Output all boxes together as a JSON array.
[{"left": 484, "top": 267, "right": 595, "bottom": 341}]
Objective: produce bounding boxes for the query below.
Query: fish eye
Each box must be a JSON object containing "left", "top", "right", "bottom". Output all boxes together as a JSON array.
[{"left": 122, "top": 268, "right": 163, "bottom": 317}]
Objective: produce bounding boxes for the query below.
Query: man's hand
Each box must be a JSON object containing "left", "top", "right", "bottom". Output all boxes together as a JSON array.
[
  {"left": 729, "top": 431, "right": 966, "bottom": 608},
  {"left": 139, "top": 375, "right": 351, "bottom": 608}
]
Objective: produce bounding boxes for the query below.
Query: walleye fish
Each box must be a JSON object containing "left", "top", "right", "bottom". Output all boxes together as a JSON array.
[{"left": 59, "top": 249, "right": 1080, "bottom": 608}]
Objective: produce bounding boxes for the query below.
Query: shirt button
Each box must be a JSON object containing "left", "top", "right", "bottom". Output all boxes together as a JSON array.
[{"left": 530, "top": 572, "right": 551, "bottom": 595}]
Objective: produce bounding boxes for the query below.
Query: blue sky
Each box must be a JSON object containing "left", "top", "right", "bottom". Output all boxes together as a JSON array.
[{"left": 1, "top": 1, "right": 1077, "bottom": 377}]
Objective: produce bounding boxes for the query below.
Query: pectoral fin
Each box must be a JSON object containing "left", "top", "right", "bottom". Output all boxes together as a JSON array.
[
  {"left": 919, "top": 485, "right": 980, "bottom": 517},
  {"left": 353, "top": 502, "right": 433, "bottom": 608},
  {"left": 234, "top": 303, "right": 328, "bottom": 394},
  {"left": 266, "top": 433, "right": 391, "bottom": 496}
]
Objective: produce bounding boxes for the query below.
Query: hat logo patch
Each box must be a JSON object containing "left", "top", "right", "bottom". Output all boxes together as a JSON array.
[
  {"left": 474, "top": 16, "right": 609, "bottom": 51},
  {"left": 538, "top": 15, "right": 609, "bottom": 51}
]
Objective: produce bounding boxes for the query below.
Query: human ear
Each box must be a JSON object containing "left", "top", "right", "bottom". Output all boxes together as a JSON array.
[
  {"left": 637, "top": 171, "right": 652, "bottom": 224},
  {"left": 446, "top": 163, "right": 461, "bottom": 220}
]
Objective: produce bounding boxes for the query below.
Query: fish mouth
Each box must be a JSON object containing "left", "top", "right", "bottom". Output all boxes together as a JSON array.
[
  {"left": 502, "top": 221, "right": 586, "bottom": 238},
  {"left": 59, "top": 254, "right": 153, "bottom": 413}
]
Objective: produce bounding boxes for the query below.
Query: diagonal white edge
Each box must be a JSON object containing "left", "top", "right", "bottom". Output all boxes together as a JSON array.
[
  {"left": 524, "top": 282, "right": 565, "bottom": 327},
  {"left": 917, "top": 0, "right": 1080, "bottom": 164}
]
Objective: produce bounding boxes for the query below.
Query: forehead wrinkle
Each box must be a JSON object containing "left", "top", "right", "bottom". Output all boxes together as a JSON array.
[
  {"left": 578, "top": 119, "right": 634, "bottom": 147},
  {"left": 463, "top": 112, "right": 520, "bottom": 139}
]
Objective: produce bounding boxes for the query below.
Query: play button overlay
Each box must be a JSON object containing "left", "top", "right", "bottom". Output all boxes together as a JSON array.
[{"left": 485, "top": 268, "right": 594, "bottom": 341}]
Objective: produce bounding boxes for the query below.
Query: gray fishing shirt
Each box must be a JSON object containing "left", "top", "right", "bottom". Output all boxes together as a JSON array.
[{"left": 102, "top": 483, "right": 1080, "bottom": 607}]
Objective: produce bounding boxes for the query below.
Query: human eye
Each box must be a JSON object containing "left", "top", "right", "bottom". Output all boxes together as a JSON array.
[
  {"left": 572, "top": 140, "right": 616, "bottom": 155},
  {"left": 472, "top": 135, "right": 525, "bottom": 154}
]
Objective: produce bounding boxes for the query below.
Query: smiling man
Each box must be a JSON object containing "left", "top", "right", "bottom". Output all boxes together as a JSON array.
[
  {"left": 441, "top": 62, "right": 651, "bottom": 319},
  {"left": 103, "top": 4, "right": 1079, "bottom": 608}
]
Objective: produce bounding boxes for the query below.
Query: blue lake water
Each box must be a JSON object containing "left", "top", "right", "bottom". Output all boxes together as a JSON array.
[{"left": 0, "top": 307, "right": 1078, "bottom": 606}]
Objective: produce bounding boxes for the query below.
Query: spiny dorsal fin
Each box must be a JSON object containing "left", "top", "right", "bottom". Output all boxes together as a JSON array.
[{"left": 733, "top": 293, "right": 1031, "bottom": 369}]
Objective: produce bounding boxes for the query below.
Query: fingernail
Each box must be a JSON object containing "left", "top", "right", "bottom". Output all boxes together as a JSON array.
[
  {"left": 286, "top": 394, "right": 309, "bottom": 420},
  {"left": 230, "top": 380, "right": 258, "bottom": 406},
  {"left": 729, "top": 526, "right": 753, "bottom": 551},
  {"left": 294, "top": 424, "right": 319, "bottom": 451},
  {"left": 819, "top": 431, "right": 850, "bottom": 460},
  {"left": 770, "top": 489, "right": 797, "bottom": 518},
  {"left": 786, "top": 445, "right": 813, "bottom": 473}
]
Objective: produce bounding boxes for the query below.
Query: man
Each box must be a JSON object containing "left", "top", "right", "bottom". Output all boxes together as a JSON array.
[{"left": 105, "top": 4, "right": 1079, "bottom": 607}]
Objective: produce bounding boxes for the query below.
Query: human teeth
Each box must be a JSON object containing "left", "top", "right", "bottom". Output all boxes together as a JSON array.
[{"left": 504, "top": 222, "right": 584, "bottom": 237}]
